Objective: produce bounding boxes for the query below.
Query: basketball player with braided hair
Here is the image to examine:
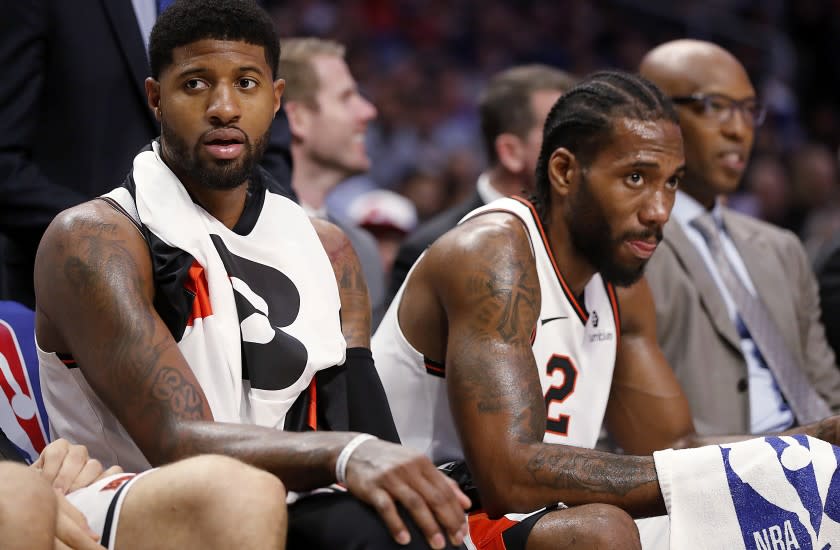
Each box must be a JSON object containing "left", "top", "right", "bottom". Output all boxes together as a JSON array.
[
  {"left": 373, "top": 69, "right": 684, "bottom": 548},
  {"left": 376, "top": 67, "right": 840, "bottom": 548}
]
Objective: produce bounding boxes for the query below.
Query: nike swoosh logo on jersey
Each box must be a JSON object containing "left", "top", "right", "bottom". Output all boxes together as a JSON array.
[{"left": 541, "top": 315, "right": 569, "bottom": 326}]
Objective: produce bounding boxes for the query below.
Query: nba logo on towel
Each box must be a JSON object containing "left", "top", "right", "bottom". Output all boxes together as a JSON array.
[
  {"left": 723, "top": 435, "right": 840, "bottom": 549},
  {"left": 0, "top": 319, "right": 49, "bottom": 461}
]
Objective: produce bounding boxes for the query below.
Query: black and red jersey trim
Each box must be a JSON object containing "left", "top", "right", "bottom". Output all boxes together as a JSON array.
[
  {"left": 510, "top": 196, "right": 589, "bottom": 325},
  {"left": 56, "top": 352, "right": 78, "bottom": 369},
  {"left": 604, "top": 281, "right": 621, "bottom": 349},
  {"left": 424, "top": 356, "right": 446, "bottom": 378}
]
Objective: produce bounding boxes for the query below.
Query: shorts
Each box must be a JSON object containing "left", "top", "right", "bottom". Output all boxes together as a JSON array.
[
  {"left": 65, "top": 470, "right": 154, "bottom": 549},
  {"left": 442, "top": 461, "right": 669, "bottom": 550},
  {"left": 288, "top": 491, "right": 462, "bottom": 549},
  {"left": 465, "top": 507, "right": 557, "bottom": 550},
  {"left": 466, "top": 509, "right": 670, "bottom": 550}
]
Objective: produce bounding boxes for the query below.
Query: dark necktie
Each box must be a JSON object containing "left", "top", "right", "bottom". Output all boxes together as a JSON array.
[{"left": 691, "top": 212, "right": 831, "bottom": 425}]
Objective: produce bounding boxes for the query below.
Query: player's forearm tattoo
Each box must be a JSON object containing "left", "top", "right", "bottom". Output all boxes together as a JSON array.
[
  {"left": 526, "top": 447, "right": 657, "bottom": 497},
  {"left": 328, "top": 236, "right": 370, "bottom": 348},
  {"left": 338, "top": 260, "right": 368, "bottom": 293},
  {"left": 151, "top": 367, "right": 205, "bottom": 420},
  {"left": 62, "top": 222, "right": 209, "bottom": 433}
]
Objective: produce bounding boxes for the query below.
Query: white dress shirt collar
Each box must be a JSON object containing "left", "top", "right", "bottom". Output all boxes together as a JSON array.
[{"left": 476, "top": 172, "right": 506, "bottom": 204}]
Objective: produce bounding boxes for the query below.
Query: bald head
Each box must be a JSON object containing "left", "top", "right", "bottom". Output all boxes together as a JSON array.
[
  {"left": 640, "top": 39, "right": 749, "bottom": 98},
  {"left": 639, "top": 40, "right": 757, "bottom": 206}
]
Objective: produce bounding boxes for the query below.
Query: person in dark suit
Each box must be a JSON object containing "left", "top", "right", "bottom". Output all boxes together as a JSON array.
[
  {"left": 387, "top": 65, "right": 576, "bottom": 304},
  {"left": 0, "top": 0, "right": 293, "bottom": 308},
  {"left": 0, "top": 1, "right": 158, "bottom": 308},
  {"left": 640, "top": 40, "right": 840, "bottom": 435}
]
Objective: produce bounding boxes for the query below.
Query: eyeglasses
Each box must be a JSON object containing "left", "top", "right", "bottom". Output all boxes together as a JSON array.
[{"left": 670, "top": 93, "right": 767, "bottom": 128}]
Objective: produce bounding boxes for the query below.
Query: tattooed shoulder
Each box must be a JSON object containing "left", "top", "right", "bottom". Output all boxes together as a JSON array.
[
  {"left": 311, "top": 217, "right": 371, "bottom": 347},
  {"left": 437, "top": 214, "right": 546, "bottom": 436},
  {"left": 436, "top": 214, "right": 540, "bottom": 345}
]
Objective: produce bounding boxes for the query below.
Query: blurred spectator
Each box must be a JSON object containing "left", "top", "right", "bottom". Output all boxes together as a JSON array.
[
  {"left": 398, "top": 170, "right": 449, "bottom": 222},
  {"left": 735, "top": 154, "right": 792, "bottom": 226},
  {"left": 5, "top": 0, "right": 840, "bottom": 306},
  {"left": 348, "top": 190, "right": 418, "bottom": 276},
  {"left": 261, "top": 0, "right": 840, "bottom": 213},
  {"left": 387, "top": 64, "right": 575, "bottom": 303},
  {"left": 282, "top": 37, "right": 388, "bottom": 328},
  {"left": 790, "top": 144, "right": 840, "bottom": 257}
]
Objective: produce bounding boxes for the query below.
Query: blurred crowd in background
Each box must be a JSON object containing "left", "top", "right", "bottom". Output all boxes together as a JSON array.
[{"left": 262, "top": 0, "right": 840, "bottom": 261}]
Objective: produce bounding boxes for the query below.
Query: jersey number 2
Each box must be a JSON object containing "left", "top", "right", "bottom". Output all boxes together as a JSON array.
[{"left": 544, "top": 354, "right": 578, "bottom": 436}]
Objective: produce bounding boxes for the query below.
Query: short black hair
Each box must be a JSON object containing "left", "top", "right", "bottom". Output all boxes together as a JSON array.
[
  {"left": 534, "top": 70, "right": 679, "bottom": 216},
  {"left": 149, "top": 0, "right": 280, "bottom": 80}
]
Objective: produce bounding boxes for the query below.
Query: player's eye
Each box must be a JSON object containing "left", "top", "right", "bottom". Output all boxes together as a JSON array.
[
  {"left": 665, "top": 175, "right": 681, "bottom": 190},
  {"left": 185, "top": 79, "right": 208, "bottom": 90},
  {"left": 625, "top": 172, "right": 644, "bottom": 188},
  {"left": 237, "top": 78, "right": 258, "bottom": 89}
]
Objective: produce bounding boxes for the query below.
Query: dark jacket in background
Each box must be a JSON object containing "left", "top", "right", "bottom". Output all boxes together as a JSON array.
[
  {"left": 387, "top": 191, "right": 484, "bottom": 306},
  {"left": 0, "top": 0, "right": 293, "bottom": 308}
]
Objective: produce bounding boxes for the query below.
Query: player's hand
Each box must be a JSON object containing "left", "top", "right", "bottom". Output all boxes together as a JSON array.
[
  {"left": 53, "top": 490, "right": 101, "bottom": 550},
  {"left": 344, "top": 439, "right": 471, "bottom": 549},
  {"left": 812, "top": 416, "right": 840, "bottom": 446},
  {"left": 32, "top": 439, "right": 123, "bottom": 494}
]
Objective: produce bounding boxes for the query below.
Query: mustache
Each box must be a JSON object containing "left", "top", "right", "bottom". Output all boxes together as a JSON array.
[{"left": 620, "top": 228, "right": 663, "bottom": 243}]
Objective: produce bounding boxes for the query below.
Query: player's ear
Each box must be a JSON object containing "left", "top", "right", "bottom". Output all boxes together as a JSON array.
[
  {"left": 272, "top": 78, "right": 285, "bottom": 115},
  {"left": 495, "top": 133, "right": 526, "bottom": 174},
  {"left": 145, "top": 78, "right": 162, "bottom": 121},
  {"left": 548, "top": 147, "right": 576, "bottom": 198}
]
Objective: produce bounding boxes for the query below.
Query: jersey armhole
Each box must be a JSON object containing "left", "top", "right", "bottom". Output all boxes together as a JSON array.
[{"left": 96, "top": 196, "right": 146, "bottom": 241}]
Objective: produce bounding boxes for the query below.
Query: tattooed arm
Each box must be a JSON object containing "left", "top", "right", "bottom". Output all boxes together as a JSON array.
[
  {"left": 35, "top": 202, "right": 469, "bottom": 547},
  {"left": 312, "top": 218, "right": 371, "bottom": 348},
  {"left": 414, "top": 213, "right": 664, "bottom": 518},
  {"left": 313, "top": 218, "right": 403, "bottom": 443}
]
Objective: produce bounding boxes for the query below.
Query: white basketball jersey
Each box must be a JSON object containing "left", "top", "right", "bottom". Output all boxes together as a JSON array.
[{"left": 373, "top": 196, "right": 620, "bottom": 465}]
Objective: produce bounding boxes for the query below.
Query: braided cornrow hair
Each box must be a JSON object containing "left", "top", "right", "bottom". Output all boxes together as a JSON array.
[{"left": 533, "top": 70, "right": 678, "bottom": 220}]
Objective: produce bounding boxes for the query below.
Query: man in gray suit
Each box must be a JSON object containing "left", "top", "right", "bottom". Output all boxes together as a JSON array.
[
  {"left": 282, "top": 38, "right": 387, "bottom": 328},
  {"left": 640, "top": 40, "right": 840, "bottom": 435}
]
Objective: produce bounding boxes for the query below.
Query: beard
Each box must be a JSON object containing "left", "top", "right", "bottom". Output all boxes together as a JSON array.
[
  {"left": 565, "top": 173, "right": 662, "bottom": 287},
  {"left": 160, "top": 123, "right": 270, "bottom": 190}
]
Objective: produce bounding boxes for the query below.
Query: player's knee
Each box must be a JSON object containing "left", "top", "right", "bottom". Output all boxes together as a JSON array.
[
  {"left": 0, "top": 464, "right": 56, "bottom": 548},
  {"left": 584, "top": 504, "right": 641, "bottom": 550},
  {"left": 184, "top": 455, "right": 286, "bottom": 531},
  {"left": 0, "top": 463, "right": 54, "bottom": 514},
  {"left": 188, "top": 454, "right": 286, "bottom": 511}
]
